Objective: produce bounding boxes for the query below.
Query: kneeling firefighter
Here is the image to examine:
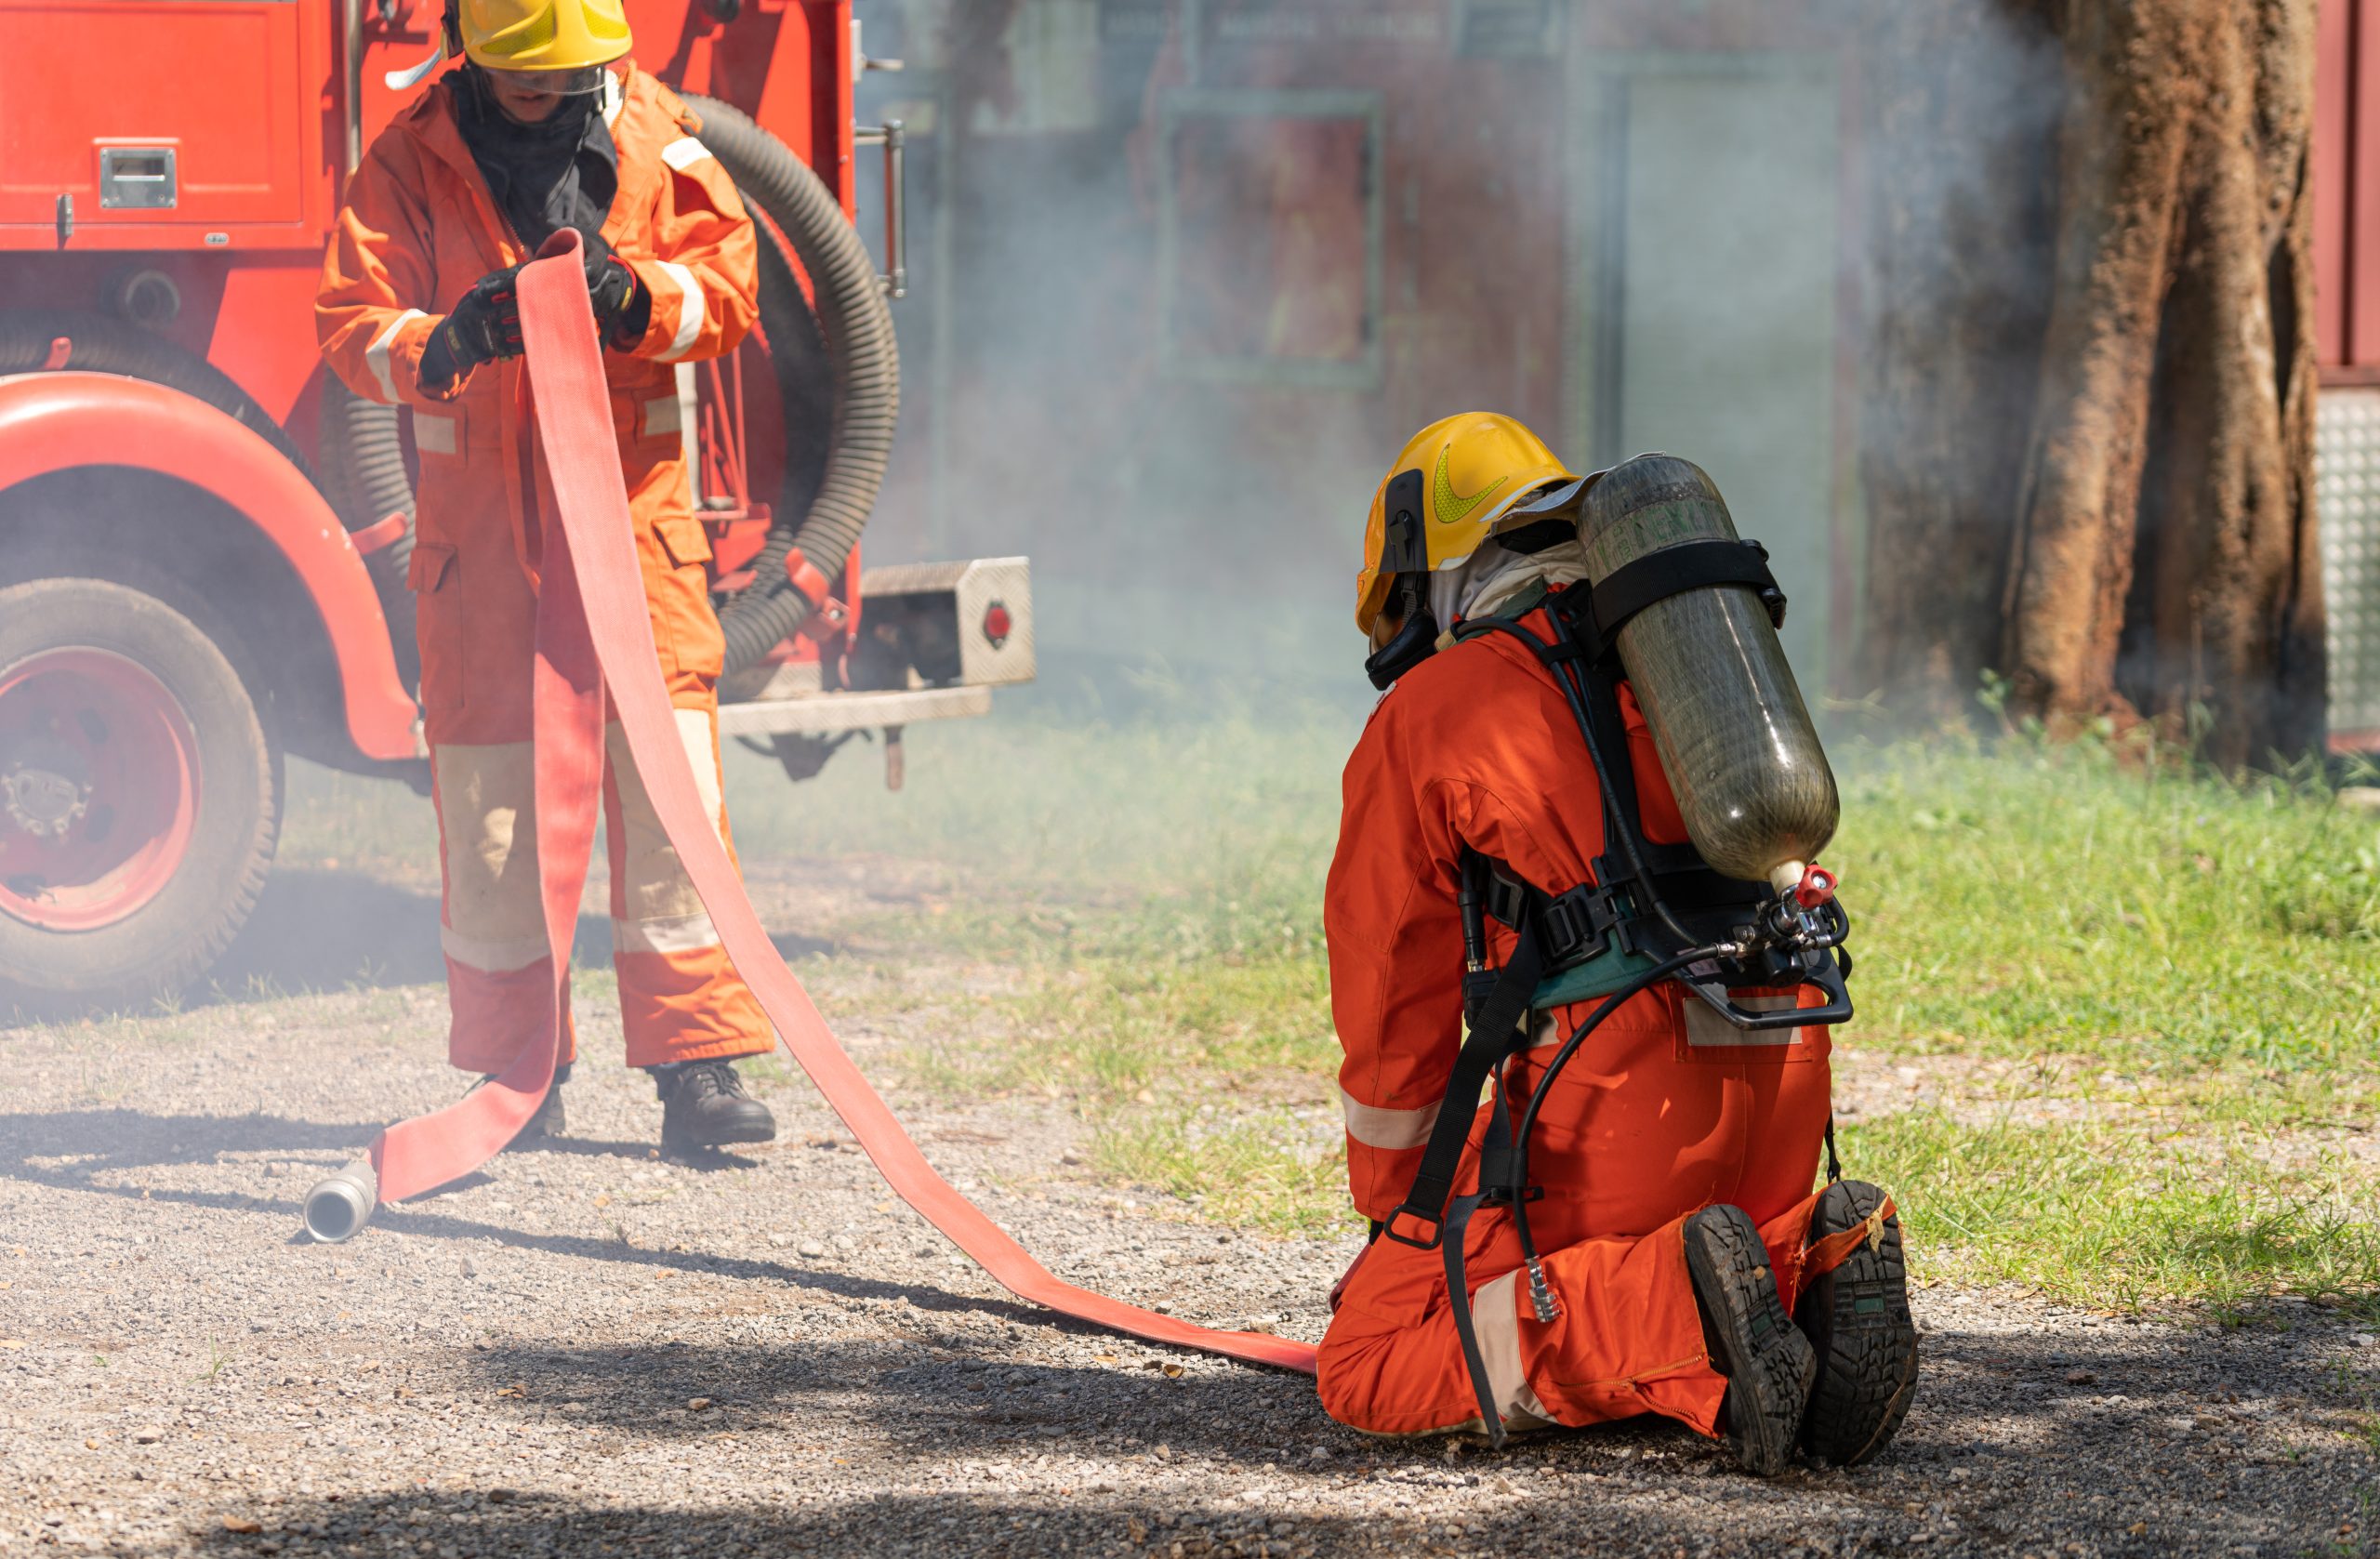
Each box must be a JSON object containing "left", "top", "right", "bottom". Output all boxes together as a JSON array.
[
  {"left": 1316, "top": 414, "right": 1919, "bottom": 1473},
  {"left": 315, "top": 0, "right": 776, "bottom": 1149}
]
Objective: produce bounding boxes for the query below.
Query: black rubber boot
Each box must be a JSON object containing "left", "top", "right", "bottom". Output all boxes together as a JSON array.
[
  {"left": 1684, "top": 1202, "right": 1817, "bottom": 1477},
  {"left": 654, "top": 1059, "right": 777, "bottom": 1151},
  {"left": 469, "top": 1061, "right": 570, "bottom": 1150},
  {"left": 1794, "top": 1180, "right": 1920, "bottom": 1467}
]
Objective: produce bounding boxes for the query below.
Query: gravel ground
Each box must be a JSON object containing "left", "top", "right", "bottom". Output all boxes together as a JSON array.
[{"left": 5, "top": 884, "right": 2380, "bottom": 1557}]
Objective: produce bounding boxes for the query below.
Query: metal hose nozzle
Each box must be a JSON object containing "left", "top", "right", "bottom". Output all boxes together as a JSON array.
[{"left": 302, "top": 1159, "right": 378, "bottom": 1243}]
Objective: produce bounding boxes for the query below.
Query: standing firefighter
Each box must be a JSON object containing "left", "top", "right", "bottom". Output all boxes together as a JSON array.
[
  {"left": 1316, "top": 415, "right": 1920, "bottom": 1472},
  {"left": 316, "top": 0, "right": 777, "bottom": 1151}
]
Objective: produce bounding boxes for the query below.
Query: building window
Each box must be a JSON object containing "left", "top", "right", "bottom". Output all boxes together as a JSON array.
[{"left": 1157, "top": 89, "right": 1384, "bottom": 389}]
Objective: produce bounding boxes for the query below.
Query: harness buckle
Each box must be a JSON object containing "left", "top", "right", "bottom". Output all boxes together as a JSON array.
[
  {"left": 1382, "top": 1203, "right": 1446, "bottom": 1249},
  {"left": 1481, "top": 872, "right": 1530, "bottom": 931},
  {"left": 1539, "top": 883, "right": 1625, "bottom": 967}
]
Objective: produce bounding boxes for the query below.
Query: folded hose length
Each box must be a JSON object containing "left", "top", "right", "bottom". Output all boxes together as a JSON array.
[{"left": 311, "top": 235, "right": 1313, "bottom": 1376}]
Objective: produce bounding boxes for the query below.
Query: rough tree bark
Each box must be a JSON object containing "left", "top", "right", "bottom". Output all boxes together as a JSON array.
[{"left": 1860, "top": 0, "right": 2324, "bottom": 767}]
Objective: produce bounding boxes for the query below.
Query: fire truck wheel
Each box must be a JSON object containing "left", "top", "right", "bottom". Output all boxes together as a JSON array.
[{"left": 0, "top": 576, "right": 280, "bottom": 1014}]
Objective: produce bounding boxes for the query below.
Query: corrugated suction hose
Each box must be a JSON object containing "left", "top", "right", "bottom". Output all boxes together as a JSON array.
[{"left": 681, "top": 93, "right": 901, "bottom": 673}]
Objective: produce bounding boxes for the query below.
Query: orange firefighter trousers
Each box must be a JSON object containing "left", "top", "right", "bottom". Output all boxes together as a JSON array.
[
  {"left": 1318, "top": 594, "right": 1834, "bottom": 1438},
  {"left": 316, "top": 64, "right": 770, "bottom": 1070}
]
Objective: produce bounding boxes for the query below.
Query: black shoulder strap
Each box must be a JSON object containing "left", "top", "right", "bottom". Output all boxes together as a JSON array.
[
  {"left": 1587, "top": 538, "right": 1783, "bottom": 644},
  {"left": 1380, "top": 918, "right": 1543, "bottom": 1249}
]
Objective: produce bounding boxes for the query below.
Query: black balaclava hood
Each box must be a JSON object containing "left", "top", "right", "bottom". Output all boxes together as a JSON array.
[{"left": 451, "top": 62, "right": 620, "bottom": 253}]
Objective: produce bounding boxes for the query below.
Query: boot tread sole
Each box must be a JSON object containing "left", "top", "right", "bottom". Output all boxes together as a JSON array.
[
  {"left": 1684, "top": 1203, "right": 1816, "bottom": 1478},
  {"left": 1797, "top": 1180, "right": 1920, "bottom": 1467}
]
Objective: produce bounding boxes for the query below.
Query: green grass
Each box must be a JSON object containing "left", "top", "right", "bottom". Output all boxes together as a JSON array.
[
  {"left": 271, "top": 697, "right": 2380, "bottom": 1312},
  {"left": 1836, "top": 736, "right": 2380, "bottom": 1077},
  {"left": 795, "top": 711, "right": 2380, "bottom": 1311},
  {"left": 1844, "top": 1109, "right": 2380, "bottom": 1321}
]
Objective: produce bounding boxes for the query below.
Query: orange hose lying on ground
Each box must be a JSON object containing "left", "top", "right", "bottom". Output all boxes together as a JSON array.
[{"left": 360, "top": 232, "right": 1316, "bottom": 1375}]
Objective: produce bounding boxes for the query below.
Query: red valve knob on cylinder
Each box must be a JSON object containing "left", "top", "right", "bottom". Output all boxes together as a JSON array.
[{"left": 1793, "top": 865, "right": 1838, "bottom": 909}]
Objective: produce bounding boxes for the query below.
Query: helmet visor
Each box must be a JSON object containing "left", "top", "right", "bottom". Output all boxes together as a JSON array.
[{"left": 480, "top": 62, "right": 611, "bottom": 98}]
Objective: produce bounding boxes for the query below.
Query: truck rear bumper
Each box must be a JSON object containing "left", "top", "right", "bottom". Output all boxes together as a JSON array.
[{"left": 716, "top": 683, "right": 993, "bottom": 736}]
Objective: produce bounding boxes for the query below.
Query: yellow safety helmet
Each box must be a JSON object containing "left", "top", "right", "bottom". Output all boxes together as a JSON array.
[
  {"left": 388, "top": 0, "right": 631, "bottom": 94},
  {"left": 1354, "top": 412, "right": 1576, "bottom": 636}
]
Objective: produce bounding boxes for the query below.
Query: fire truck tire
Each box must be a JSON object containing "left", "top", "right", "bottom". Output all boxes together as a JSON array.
[
  {"left": 683, "top": 94, "right": 900, "bottom": 674},
  {"left": 0, "top": 576, "right": 281, "bottom": 1014}
]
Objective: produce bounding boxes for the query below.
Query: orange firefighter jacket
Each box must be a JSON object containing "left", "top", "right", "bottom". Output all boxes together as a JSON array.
[
  {"left": 313, "top": 66, "right": 770, "bottom": 1072},
  {"left": 1320, "top": 591, "right": 1838, "bottom": 1437},
  {"left": 1324, "top": 593, "right": 1701, "bottom": 1224},
  {"left": 316, "top": 64, "right": 758, "bottom": 741}
]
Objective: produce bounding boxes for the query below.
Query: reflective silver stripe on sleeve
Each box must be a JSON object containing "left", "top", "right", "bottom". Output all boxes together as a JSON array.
[
  {"left": 1341, "top": 1090, "right": 1440, "bottom": 1151},
  {"left": 1471, "top": 1272, "right": 1558, "bottom": 1430},
  {"left": 654, "top": 260, "right": 704, "bottom": 362},
  {"left": 661, "top": 137, "right": 712, "bottom": 171},
  {"left": 365, "top": 309, "right": 426, "bottom": 403}
]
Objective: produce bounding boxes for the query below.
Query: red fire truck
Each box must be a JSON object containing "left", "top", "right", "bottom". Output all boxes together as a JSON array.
[{"left": 0, "top": 0, "right": 1033, "bottom": 1011}]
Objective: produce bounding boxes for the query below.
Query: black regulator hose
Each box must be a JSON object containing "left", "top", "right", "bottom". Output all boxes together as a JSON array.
[
  {"left": 682, "top": 93, "right": 900, "bottom": 674},
  {"left": 1504, "top": 946, "right": 1718, "bottom": 1321}
]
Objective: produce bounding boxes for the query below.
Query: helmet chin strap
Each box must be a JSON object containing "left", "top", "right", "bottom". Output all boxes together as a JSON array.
[{"left": 1364, "top": 575, "right": 1440, "bottom": 691}]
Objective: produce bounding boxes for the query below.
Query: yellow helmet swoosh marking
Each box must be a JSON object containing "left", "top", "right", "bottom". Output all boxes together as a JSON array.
[{"left": 1433, "top": 446, "right": 1501, "bottom": 527}]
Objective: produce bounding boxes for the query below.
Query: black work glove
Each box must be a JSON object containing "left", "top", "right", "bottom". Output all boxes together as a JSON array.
[
  {"left": 583, "top": 234, "right": 652, "bottom": 350},
  {"left": 417, "top": 266, "right": 522, "bottom": 391}
]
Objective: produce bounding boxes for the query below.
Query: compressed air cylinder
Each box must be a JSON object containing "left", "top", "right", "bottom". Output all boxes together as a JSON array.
[{"left": 1577, "top": 454, "right": 1838, "bottom": 889}]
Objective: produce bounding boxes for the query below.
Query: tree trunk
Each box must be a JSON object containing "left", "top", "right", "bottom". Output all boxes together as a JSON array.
[{"left": 2003, "top": 0, "right": 2321, "bottom": 763}]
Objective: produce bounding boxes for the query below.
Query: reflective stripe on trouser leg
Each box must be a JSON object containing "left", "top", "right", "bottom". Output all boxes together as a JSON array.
[
  {"left": 603, "top": 705, "right": 771, "bottom": 1066},
  {"left": 432, "top": 740, "right": 579, "bottom": 1073},
  {"left": 1316, "top": 1206, "right": 1723, "bottom": 1439}
]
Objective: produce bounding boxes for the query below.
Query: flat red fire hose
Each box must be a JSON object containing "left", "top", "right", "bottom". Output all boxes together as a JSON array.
[{"left": 322, "top": 233, "right": 1316, "bottom": 1376}]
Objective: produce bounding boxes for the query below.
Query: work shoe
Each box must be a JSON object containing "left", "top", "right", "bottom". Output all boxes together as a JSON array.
[
  {"left": 1684, "top": 1202, "right": 1817, "bottom": 1477},
  {"left": 654, "top": 1060, "right": 777, "bottom": 1151},
  {"left": 469, "top": 1061, "right": 571, "bottom": 1150},
  {"left": 1794, "top": 1180, "right": 1920, "bottom": 1467}
]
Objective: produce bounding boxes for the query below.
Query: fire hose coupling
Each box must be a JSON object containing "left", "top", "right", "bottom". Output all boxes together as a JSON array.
[{"left": 302, "top": 1159, "right": 379, "bottom": 1244}]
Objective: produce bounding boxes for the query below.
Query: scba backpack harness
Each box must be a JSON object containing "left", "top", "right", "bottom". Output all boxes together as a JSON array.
[{"left": 1375, "top": 541, "right": 1856, "bottom": 1446}]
